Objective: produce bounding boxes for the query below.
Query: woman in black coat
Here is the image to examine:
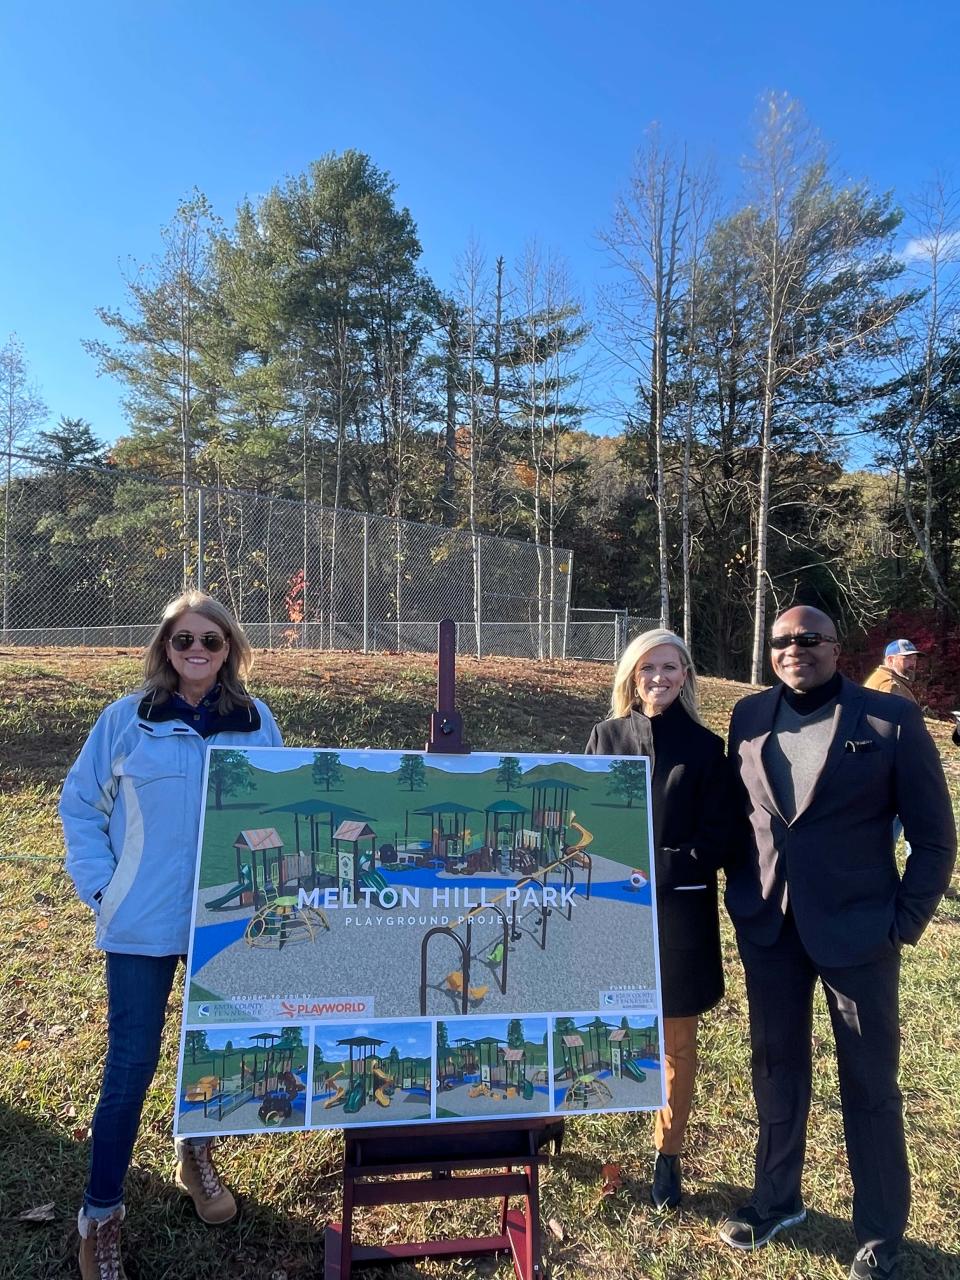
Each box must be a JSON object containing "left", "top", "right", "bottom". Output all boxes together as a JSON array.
[{"left": 585, "top": 628, "right": 735, "bottom": 1209}]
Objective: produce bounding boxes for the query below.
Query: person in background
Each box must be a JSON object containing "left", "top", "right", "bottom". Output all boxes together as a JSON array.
[
  {"left": 585, "top": 629, "right": 737, "bottom": 1210},
  {"left": 720, "top": 606, "right": 956, "bottom": 1280},
  {"left": 863, "top": 639, "right": 920, "bottom": 701},
  {"left": 61, "top": 591, "right": 283, "bottom": 1280}
]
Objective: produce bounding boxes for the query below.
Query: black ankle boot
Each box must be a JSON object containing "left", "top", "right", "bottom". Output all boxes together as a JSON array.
[{"left": 651, "top": 1152, "right": 682, "bottom": 1209}]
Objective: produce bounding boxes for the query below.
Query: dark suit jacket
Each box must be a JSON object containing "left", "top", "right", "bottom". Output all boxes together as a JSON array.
[
  {"left": 586, "top": 705, "right": 734, "bottom": 1016},
  {"left": 726, "top": 674, "right": 957, "bottom": 967}
]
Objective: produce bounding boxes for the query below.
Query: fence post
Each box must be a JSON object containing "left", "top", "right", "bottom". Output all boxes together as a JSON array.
[
  {"left": 475, "top": 535, "right": 482, "bottom": 660},
  {"left": 196, "top": 489, "right": 204, "bottom": 592},
  {"left": 561, "top": 551, "right": 574, "bottom": 659},
  {"left": 362, "top": 514, "right": 370, "bottom": 654}
]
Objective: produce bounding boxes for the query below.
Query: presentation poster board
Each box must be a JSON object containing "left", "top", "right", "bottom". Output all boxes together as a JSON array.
[{"left": 174, "top": 747, "right": 664, "bottom": 1135}]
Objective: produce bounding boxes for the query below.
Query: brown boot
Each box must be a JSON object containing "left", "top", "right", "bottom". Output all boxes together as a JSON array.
[
  {"left": 174, "top": 1138, "right": 237, "bottom": 1224},
  {"left": 77, "top": 1206, "right": 127, "bottom": 1280}
]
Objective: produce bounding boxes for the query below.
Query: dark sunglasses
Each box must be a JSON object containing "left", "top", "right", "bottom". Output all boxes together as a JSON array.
[
  {"left": 769, "top": 631, "right": 837, "bottom": 650},
  {"left": 168, "top": 631, "right": 227, "bottom": 653}
]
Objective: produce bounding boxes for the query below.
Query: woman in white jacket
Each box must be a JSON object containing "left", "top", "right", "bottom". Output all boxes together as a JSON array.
[{"left": 61, "top": 591, "right": 282, "bottom": 1280}]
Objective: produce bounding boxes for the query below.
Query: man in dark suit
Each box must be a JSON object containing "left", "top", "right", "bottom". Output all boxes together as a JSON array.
[{"left": 719, "top": 605, "right": 956, "bottom": 1280}]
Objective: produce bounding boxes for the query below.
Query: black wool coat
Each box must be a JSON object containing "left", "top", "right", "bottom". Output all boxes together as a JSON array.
[{"left": 585, "top": 699, "right": 735, "bottom": 1018}]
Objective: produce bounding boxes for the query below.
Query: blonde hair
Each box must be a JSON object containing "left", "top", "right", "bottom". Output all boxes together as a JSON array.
[
  {"left": 610, "top": 628, "right": 703, "bottom": 724},
  {"left": 141, "top": 590, "right": 254, "bottom": 713}
]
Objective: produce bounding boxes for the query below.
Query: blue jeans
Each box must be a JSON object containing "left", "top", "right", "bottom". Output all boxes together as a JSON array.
[{"left": 84, "top": 952, "right": 184, "bottom": 1213}]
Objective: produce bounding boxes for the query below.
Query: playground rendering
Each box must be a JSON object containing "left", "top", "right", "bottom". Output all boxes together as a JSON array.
[
  {"left": 185, "top": 747, "right": 658, "bottom": 1025},
  {"left": 552, "top": 1014, "right": 662, "bottom": 1112},
  {"left": 309, "top": 1020, "right": 432, "bottom": 1127},
  {"left": 177, "top": 746, "right": 664, "bottom": 1130},
  {"left": 435, "top": 1016, "right": 550, "bottom": 1119},
  {"left": 175, "top": 1026, "right": 309, "bottom": 1136}
]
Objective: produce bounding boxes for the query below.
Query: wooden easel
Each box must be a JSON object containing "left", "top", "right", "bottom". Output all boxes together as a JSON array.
[{"left": 323, "top": 620, "right": 562, "bottom": 1279}]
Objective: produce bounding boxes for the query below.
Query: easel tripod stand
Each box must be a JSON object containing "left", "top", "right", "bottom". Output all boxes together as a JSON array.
[{"left": 323, "top": 620, "right": 563, "bottom": 1279}]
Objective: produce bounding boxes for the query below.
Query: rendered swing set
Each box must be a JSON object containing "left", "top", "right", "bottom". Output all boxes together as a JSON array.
[{"left": 418, "top": 841, "right": 593, "bottom": 1016}]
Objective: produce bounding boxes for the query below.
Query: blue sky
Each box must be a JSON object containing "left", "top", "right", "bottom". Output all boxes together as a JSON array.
[
  {"left": 2, "top": 1, "right": 957, "bottom": 444},
  {"left": 241, "top": 746, "right": 613, "bottom": 773},
  {"left": 440, "top": 1015, "right": 549, "bottom": 1044},
  {"left": 315, "top": 1019, "right": 432, "bottom": 1060}
]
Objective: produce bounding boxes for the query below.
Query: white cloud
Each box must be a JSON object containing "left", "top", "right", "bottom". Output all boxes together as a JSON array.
[{"left": 899, "top": 230, "right": 960, "bottom": 263}]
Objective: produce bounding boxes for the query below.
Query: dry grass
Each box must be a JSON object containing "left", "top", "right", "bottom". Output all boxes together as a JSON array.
[{"left": 0, "top": 648, "right": 957, "bottom": 1280}]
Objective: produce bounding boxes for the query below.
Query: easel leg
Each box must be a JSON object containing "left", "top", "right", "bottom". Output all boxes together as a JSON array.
[
  {"left": 499, "top": 1166, "right": 510, "bottom": 1236},
  {"left": 525, "top": 1163, "right": 542, "bottom": 1277},
  {"left": 338, "top": 1168, "right": 354, "bottom": 1279}
]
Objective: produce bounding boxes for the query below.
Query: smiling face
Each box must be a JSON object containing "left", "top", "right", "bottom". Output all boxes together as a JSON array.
[
  {"left": 164, "top": 609, "right": 230, "bottom": 698},
  {"left": 769, "top": 606, "right": 840, "bottom": 692},
  {"left": 633, "top": 643, "right": 687, "bottom": 716}
]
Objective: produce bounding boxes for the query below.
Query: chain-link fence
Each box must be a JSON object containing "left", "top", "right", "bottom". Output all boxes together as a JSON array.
[
  {"left": 0, "top": 449, "right": 579, "bottom": 659},
  {"left": 566, "top": 608, "right": 662, "bottom": 663}
]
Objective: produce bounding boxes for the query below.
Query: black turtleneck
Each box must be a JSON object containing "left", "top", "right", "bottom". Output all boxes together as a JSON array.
[{"left": 781, "top": 670, "right": 842, "bottom": 716}]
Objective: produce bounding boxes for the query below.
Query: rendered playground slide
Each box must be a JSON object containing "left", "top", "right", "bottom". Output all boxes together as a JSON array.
[
  {"left": 359, "top": 869, "right": 389, "bottom": 894},
  {"left": 622, "top": 1059, "right": 647, "bottom": 1084},
  {"left": 206, "top": 865, "right": 253, "bottom": 910},
  {"left": 342, "top": 1080, "right": 365, "bottom": 1114},
  {"left": 371, "top": 1066, "right": 396, "bottom": 1105},
  {"left": 323, "top": 1067, "right": 346, "bottom": 1109}
]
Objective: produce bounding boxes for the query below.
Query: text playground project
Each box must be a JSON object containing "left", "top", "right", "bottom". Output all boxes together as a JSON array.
[{"left": 174, "top": 746, "right": 665, "bottom": 1133}]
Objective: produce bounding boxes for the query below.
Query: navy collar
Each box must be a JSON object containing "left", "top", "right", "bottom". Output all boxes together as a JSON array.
[{"left": 137, "top": 688, "right": 262, "bottom": 736}]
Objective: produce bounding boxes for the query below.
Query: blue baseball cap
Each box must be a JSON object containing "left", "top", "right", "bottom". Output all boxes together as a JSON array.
[{"left": 884, "top": 639, "right": 920, "bottom": 657}]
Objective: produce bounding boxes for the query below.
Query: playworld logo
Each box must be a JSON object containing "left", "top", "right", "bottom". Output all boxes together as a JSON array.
[{"left": 279, "top": 996, "right": 374, "bottom": 1019}]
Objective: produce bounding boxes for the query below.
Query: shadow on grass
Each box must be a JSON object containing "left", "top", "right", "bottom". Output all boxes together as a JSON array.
[
  {"left": 551, "top": 1151, "right": 958, "bottom": 1278},
  {"left": 0, "top": 1101, "right": 328, "bottom": 1280}
]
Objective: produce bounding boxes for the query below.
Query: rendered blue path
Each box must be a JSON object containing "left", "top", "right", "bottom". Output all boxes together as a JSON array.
[
  {"left": 190, "top": 870, "right": 651, "bottom": 974},
  {"left": 191, "top": 919, "right": 249, "bottom": 972},
  {"left": 366, "top": 866, "right": 653, "bottom": 906}
]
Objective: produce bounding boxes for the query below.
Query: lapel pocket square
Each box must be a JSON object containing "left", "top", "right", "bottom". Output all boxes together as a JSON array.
[{"left": 844, "top": 739, "right": 878, "bottom": 753}]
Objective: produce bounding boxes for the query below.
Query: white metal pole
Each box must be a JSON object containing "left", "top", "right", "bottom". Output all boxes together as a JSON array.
[{"left": 362, "top": 515, "right": 370, "bottom": 654}]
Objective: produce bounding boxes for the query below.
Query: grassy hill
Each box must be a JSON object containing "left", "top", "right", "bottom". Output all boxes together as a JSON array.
[{"left": 1, "top": 648, "right": 957, "bottom": 1279}]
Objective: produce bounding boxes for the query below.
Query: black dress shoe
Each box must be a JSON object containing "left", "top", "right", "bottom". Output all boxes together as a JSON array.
[
  {"left": 718, "top": 1202, "right": 807, "bottom": 1249},
  {"left": 651, "top": 1152, "right": 682, "bottom": 1209}
]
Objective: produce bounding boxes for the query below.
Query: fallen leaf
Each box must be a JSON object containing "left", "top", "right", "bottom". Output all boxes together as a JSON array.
[
  {"left": 35, "top": 919, "right": 50, "bottom": 930},
  {"left": 72, "top": 1127, "right": 90, "bottom": 1142},
  {"left": 18, "top": 1203, "right": 55, "bottom": 1222},
  {"left": 48, "top": 1024, "right": 68, "bottom": 1040},
  {"left": 548, "top": 1217, "right": 565, "bottom": 1240},
  {"left": 599, "top": 1163, "right": 622, "bottom": 1197},
  {"left": 12, "top": 1039, "right": 31, "bottom": 1052}
]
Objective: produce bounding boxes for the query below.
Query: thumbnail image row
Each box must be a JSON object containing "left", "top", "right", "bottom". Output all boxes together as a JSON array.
[{"left": 175, "top": 1012, "right": 663, "bottom": 1136}]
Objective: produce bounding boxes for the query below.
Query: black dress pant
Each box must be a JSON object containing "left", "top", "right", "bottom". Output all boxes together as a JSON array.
[{"left": 738, "top": 912, "right": 908, "bottom": 1260}]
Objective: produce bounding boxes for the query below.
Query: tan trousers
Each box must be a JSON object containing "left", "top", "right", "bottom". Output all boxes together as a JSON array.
[{"left": 654, "top": 1014, "right": 699, "bottom": 1156}]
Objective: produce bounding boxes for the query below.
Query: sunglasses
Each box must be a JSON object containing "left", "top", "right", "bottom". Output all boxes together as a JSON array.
[
  {"left": 168, "top": 631, "right": 227, "bottom": 653},
  {"left": 769, "top": 631, "right": 837, "bottom": 650}
]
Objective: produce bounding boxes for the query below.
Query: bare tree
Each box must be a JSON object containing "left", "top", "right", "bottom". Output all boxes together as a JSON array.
[
  {"left": 453, "top": 240, "right": 492, "bottom": 655},
  {"left": 601, "top": 129, "right": 689, "bottom": 628},
  {"left": 678, "top": 170, "right": 716, "bottom": 647},
  {"left": 878, "top": 178, "right": 960, "bottom": 612},
  {"left": 743, "top": 93, "right": 908, "bottom": 681},
  {"left": 0, "top": 334, "right": 48, "bottom": 633},
  {"left": 512, "top": 245, "right": 589, "bottom": 657}
]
